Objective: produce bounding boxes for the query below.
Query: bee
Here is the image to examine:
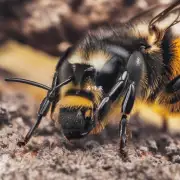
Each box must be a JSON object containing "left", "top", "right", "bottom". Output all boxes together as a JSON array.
[{"left": 5, "top": 1, "right": 180, "bottom": 154}]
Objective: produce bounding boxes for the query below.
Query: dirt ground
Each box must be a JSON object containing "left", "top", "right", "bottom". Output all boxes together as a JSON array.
[{"left": 0, "top": 89, "right": 179, "bottom": 180}]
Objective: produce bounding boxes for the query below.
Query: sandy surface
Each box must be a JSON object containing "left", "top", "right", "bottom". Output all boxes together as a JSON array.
[{"left": 0, "top": 91, "right": 180, "bottom": 180}]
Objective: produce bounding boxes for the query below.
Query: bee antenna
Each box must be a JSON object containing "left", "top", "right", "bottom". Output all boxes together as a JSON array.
[
  {"left": 51, "top": 76, "right": 73, "bottom": 93},
  {"left": 5, "top": 75, "right": 73, "bottom": 93},
  {"left": 149, "top": 0, "right": 180, "bottom": 32},
  {"left": 5, "top": 78, "right": 51, "bottom": 91}
]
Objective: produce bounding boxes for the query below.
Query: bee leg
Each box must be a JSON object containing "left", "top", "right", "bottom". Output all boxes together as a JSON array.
[
  {"left": 17, "top": 76, "right": 73, "bottom": 146},
  {"left": 96, "top": 51, "right": 144, "bottom": 120},
  {"left": 119, "top": 115, "right": 127, "bottom": 149},
  {"left": 19, "top": 48, "right": 73, "bottom": 146},
  {"left": 50, "top": 47, "right": 73, "bottom": 119},
  {"left": 95, "top": 71, "right": 128, "bottom": 121},
  {"left": 96, "top": 51, "right": 143, "bottom": 156},
  {"left": 95, "top": 78, "right": 136, "bottom": 157},
  {"left": 17, "top": 96, "right": 52, "bottom": 146},
  {"left": 50, "top": 71, "right": 59, "bottom": 120},
  {"left": 119, "top": 82, "right": 136, "bottom": 155}
]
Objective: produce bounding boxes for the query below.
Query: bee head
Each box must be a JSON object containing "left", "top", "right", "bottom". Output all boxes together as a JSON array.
[{"left": 55, "top": 60, "right": 103, "bottom": 139}]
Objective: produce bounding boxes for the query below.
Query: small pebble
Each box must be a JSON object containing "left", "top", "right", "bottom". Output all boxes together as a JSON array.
[
  {"left": 147, "top": 140, "right": 158, "bottom": 153},
  {"left": 172, "top": 155, "right": 180, "bottom": 164},
  {"left": 139, "top": 146, "right": 148, "bottom": 152},
  {"left": 165, "top": 144, "right": 178, "bottom": 156}
]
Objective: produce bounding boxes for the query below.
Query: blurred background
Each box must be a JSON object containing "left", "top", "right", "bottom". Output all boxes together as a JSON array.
[
  {"left": 0, "top": 0, "right": 167, "bottom": 55},
  {"left": 0, "top": 0, "right": 172, "bottom": 86}
]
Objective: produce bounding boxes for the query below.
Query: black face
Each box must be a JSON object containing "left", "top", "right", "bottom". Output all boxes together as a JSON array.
[{"left": 60, "top": 108, "right": 95, "bottom": 139}]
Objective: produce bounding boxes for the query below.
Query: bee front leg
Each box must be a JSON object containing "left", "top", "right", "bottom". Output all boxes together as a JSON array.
[
  {"left": 95, "top": 71, "right": 128, "bottom": 121},
  {"left": 119, "top": 82, "right": 136, "bottom": 155},
  {"left": 96, "top": 74, "right": 136, "bottom": 156},
  {"left": 51, "top": 47, "right": 73, "bottom": 119},
  {"left": 95, "top": 51, "right": 144, "bottom": 157},
  {"left": 118, "top": 51, "right": 144, "bottom": 155},
  {"left": 17, "top": 96, "right": 51, "bottom": 146},
  {"left": 50, "top": 71, "right": 59, "bottom": 120}
]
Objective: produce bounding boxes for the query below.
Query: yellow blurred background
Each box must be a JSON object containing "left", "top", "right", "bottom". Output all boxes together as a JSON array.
[{"left": 0, "top": 41, "right": 57, "bottom": 101}]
